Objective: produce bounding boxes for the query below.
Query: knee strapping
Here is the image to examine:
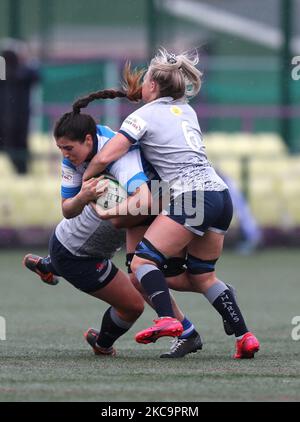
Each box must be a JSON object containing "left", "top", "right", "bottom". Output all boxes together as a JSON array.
[
  {"left": 135, "top": 238, "right": 166, "bottom": 266},
  {"left": 161, "top": 257, "right": 187, "bottom": 277},
  {"left": 128, "top": 252, "right": 186, "bottom": 277},
  {"left": 186, "top": 254, "right": 218, "bottom": 274}
]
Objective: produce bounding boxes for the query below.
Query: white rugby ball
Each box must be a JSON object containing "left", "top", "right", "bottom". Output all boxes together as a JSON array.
[{"left": 96, "top": 176, "right": 127, "bottom": 210}]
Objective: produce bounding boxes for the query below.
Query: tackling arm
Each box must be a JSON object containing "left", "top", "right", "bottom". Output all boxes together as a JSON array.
[
  {"left": 91, "top": 182, "right": 152, "bottom": 221},
  {"left": 83, "top": 133, "right": 132, "bottom": 181}
]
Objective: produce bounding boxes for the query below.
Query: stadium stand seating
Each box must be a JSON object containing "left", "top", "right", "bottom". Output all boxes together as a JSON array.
[
  {"left": 0, "top": 174, "right": 61, "bottom": 228},
  {"left": 0, "top": 153, "right": 16, "bottom": 179},
  {"left": 205, "top": 133, "right": 299, "bottom": 227}
]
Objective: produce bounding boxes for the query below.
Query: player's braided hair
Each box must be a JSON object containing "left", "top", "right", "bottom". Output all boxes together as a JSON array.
[
  {"left": 72, "top": 62, "right": 143, "bottom": 114},
  {"left": 72, "top": 89, "right": 126, "bottom": 115},
  {"left": 54, "top": 63, "right": 144, "bottom": 142}
]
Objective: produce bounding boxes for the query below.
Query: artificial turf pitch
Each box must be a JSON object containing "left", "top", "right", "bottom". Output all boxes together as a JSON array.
[{"left": 0, "top": 248, "right": 300, "bottom": 402}]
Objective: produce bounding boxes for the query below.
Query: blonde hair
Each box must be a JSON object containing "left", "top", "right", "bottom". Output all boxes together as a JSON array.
[{"left": 148, "top": 48, "right": 202, "bottom": 100}]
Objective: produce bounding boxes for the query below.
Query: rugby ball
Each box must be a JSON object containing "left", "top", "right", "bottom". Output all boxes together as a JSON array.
[{"left": 96, "top": 175, "right": 127, "bottom": 210}]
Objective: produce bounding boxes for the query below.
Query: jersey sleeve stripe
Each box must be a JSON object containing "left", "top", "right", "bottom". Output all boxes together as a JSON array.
[
  {"left": 118, "top": 130, "right": 137, "bottom": 144},
  {"left": 61, "top": 186, "right": 81, "bottom": 199},
  {"left": 128, "top": 144, "right": 140, "bottom": 152}
]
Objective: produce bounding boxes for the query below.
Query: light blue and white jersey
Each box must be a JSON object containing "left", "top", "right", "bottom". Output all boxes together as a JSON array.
[
  {"left": 119, "top": 97, "right": 227, "bottom": 197},
  {"left": 56, "top": 124, "right": 149, "bottom": 258},
  {"left": 61, "top": 125, "right": 148, "bottom": 198}
]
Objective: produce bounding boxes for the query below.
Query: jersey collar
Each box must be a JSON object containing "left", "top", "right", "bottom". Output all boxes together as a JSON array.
[{"left": 149, "top": 96, "right": 186, "bottom": 105}]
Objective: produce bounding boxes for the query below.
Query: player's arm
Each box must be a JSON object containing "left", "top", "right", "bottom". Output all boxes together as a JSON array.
[
  {"left": 91, "top": 182, "right": 152, "bottom": 220},
  {"left": 83, "top": 133, "right": 132, "bottom": 182},
  {"left": 62, "top": 177, "right": 108, "bottom": 219}
]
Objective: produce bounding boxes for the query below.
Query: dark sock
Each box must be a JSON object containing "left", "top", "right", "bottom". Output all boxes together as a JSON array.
[
  {"left": 179, "top": 316, "right": 196, "bottom": 339},
  {"left": 136, "top": 264, "right": 174, "bottom": 318},
  {"left": 97, "top": 307, "right": 133, "bottom": 348},
  {"left": 205, "top": 281, "right": 248, "bottom": 337},
  {"left": 38, "top": 256, "right": 60, "bottom": 276}
]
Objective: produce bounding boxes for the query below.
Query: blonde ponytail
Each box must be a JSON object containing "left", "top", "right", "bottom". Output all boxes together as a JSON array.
[{"left": 148, "top": 48, "right": 202, "bottom": 99}]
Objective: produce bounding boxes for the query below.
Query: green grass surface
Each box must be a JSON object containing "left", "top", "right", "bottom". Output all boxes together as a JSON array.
[{"left": 1, "top": 248, "right": 300, "bottom": 402}]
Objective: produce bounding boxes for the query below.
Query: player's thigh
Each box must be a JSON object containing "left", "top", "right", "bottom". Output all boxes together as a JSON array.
[
  {"left": 143, "top": 214, "right": 194, "bottom": 257},
  {"left": 126, "top": 225, "right": 148, "bottom": 252},
  {"left": 187, "top": 230, "right": 224, "bottom": 260}
]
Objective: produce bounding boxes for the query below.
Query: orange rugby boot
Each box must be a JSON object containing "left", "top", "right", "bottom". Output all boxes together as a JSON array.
[
  {"left": 234, "top": 332, "right": 260, "bottom": 359},
  {"left": 84, "top": 328, "right": 116, "bottom": 356},
  {"left": 23, "top": 254, "right": 59, "bottom": 286},
  {"left": 135, "top": 317, "right": 183, "bottom": 344}
]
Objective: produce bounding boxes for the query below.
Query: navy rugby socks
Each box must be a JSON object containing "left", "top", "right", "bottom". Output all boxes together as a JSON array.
[
  {"left": 178, "top": 316, "right": 196, "bottom": 339},
  {"left": 136, "top": 264, "right": 175, "bottom": 318},
  {"left": 204, "top": 280, "right": 248, "bottom": 337},
  {"left": 97, "top": 307, "right": 134, "bottom": 348}
]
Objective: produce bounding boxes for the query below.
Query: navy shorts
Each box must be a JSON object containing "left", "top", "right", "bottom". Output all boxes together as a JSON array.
[
  {"left": 49, "top": 234, "right": 118, "bottom": 293},
  {"left": 164, "top": 189, "right": 233, "bottom": 236}
]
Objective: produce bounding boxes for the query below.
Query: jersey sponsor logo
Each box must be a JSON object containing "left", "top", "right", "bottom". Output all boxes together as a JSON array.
[
  {"left": 123, "top": 115, "right": 146, "bottom": 137},
  {"left": 62, "top": 167, "right": 74, "bottom": 183},
  {"left": 96, "top": 262, "right": 106, "bottom": 272},
  {"left": 170, "top": 105, "right": 182, "bottom": 116}
]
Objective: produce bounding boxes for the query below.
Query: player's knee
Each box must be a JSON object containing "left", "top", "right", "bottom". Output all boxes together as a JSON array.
[
  {"left": 130, "top": 256, "right": 145, "bottom": 274},
  {"left": 167, "top": 273, "right": 194, "bottom": 291},
  {"left": 131, "top": 238, "right": 165, "bottom": 273},
  {"left": 186, "top": 254, "right": 219, "bottom": 276}
]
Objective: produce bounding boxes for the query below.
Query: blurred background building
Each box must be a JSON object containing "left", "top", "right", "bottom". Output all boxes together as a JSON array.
[{"left": 0, "top": 0, "right": 299, "bottom": 248}]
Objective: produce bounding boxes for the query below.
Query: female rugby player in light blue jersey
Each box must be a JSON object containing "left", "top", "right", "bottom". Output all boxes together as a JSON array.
[
  {"left": 24, "top": 90, "right": 204, "bottom": 358},
  {"left": 83, "top": 49, "right": 260, "bottom": 359}
]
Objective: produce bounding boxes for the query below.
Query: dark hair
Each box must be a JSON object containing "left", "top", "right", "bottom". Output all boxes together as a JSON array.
[
  {"left": 54, "top": 112, "right": 97, "bottom": 143},
  {"left": 54, "top": 64, "right": 144, "bottom": 142}
]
